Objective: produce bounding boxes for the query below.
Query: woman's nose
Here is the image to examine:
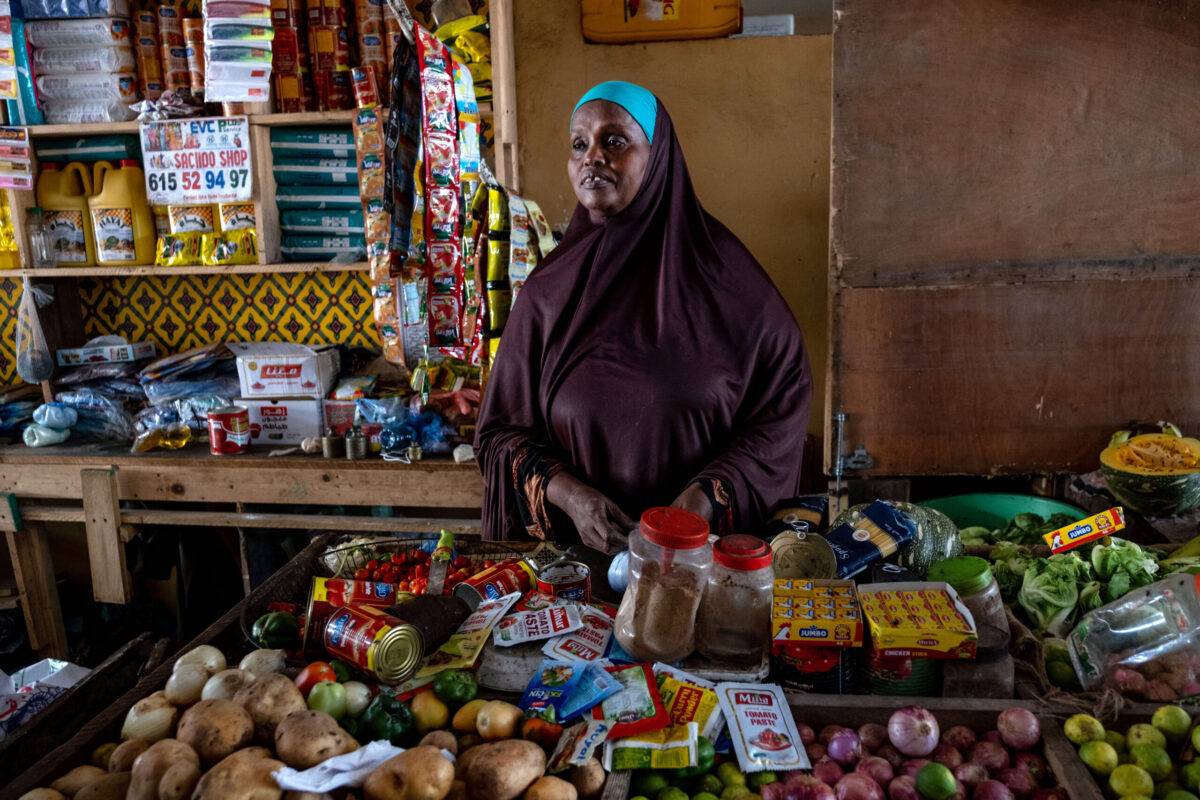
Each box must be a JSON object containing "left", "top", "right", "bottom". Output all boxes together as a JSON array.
[{"left": 584, "top": 140, "right": 605, "bottom": 166}]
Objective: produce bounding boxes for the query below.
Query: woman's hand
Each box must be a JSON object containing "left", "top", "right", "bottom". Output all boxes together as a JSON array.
[
  {"left": 547, "top": 473, "right": 633, "bottom": 554},
  {"left": 671, "top": 483, "right": 713, "bottom": 521}
]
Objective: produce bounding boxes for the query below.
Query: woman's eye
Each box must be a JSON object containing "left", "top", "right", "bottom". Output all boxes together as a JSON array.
[
  {"left": 605, "top": 136, "right": 625, "bottom": 149},
  {"left": 571, "top": 140, "right": 586, "bottom": 152}
]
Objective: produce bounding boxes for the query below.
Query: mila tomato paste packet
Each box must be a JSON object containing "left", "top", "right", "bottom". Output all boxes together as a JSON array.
[{"left": 715, "top": 682, "right": 810, "bottom": 773}]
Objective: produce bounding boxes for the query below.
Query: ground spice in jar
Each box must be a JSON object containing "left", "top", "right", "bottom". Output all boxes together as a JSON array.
[{"left": 616, "top": 560, "right": 704, "bottom": 661}]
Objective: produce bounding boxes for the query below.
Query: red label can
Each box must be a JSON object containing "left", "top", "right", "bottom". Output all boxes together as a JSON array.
[
  {"left": 453, "top": 557, "right": 537, "bottom": 610},
  {"left": 323, "top": 604, "right": 421, "bottom": 683},
  {"left": 207, "top": 406, "right": 251, "bottom": 455},
  {"left": 536, "top": 560, "right": 591, "bottom": 602},
  {"left": 304, "top": 578, "right": 409, "bottom": 651}
]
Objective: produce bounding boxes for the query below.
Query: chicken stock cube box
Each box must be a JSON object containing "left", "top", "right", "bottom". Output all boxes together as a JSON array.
[
  {"left": 858, "top": 581, "right": 977, "bottom": 659},
  {"left": 230, "top": 342, "right": 340, "bottom": 398},
  {"left": 241, "top": 397, "right": 324, "bottom": 444}
]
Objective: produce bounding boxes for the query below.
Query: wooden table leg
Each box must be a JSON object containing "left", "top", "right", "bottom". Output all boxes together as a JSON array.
[
  {"left": 81, "top": 467, "right": 133, "bottom": 604},
  {"left": 5, "top": 523, "right": 68, "bottom": 658}
]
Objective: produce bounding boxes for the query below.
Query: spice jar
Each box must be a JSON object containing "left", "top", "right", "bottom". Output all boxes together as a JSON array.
[
  {"left": 927, "top": 556, "right": 1010, "bottom": 655},
  {"left": 696, "top": 535, "right": 773, "bottom": 664},
  {"left": 613, "top": 507, "right": 712, "bottom": 662}
]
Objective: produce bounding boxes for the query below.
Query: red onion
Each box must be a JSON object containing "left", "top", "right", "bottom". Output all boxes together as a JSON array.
[
  {"left": 996, "top": 709, "right": 1041, "bottom": 751},
  {"left": 822, "top": 725, "right": 848, "bottom": 744},
  {"left": 798, "top": 722, "right": 817, "bottom": 746},
  {"left": 1029, "top": 790, "right": 1066, "bottom": 800},
  {"left": 829, "top": 729, "right": 863, "bottom": 767},
  {"left": 835, "top": 773, "right": 883, "bottom": 800},
  {"left": 952, "top": 762, "right": 987, "bottom": 789},
  {"left": 941, "top": 726, "right": 977, "bottom": 752},
  {"left": 982, "top": 730, "right": 1003, "bottom": 745},
  {"left": 969, "top": 741, "right": 1010, "bottom": 775},
  {"left": 855, "top": 756, "right": 894, "bottom": 785},
  {"left": 974, "top": 780, "right": 1014, "bottom": 800},
  {"left": 887, "top": 707, "right": 940, "bottom": 757},
  {"left": 808, "top": 743, "right": 828, "bottom": 762},
  {"left": 999, "top": 768, "right": 1036, "bottom": 799},
  {"left": 875, "top": 744, "right": 904, "bottom": 769},
  {"left": 899, "top": 759, "right": 930, "bottom": 779},
  {"left": 763, "top": 782, "right": 789, "bottom": 800},
  {"left": 1012, "top": 752, "right": 1048, "bottom": 784},
  {"left": 786, "top": 775, "right": 836, "bottom": 800},
  {"left": 858, "top": 723, "right": 889, "bottom": 752},
  {"left": 932, "top": 744, "right": 963, "bottom": 770},
  {"left": 813, "top": 758, "right": 845, "bottom": 785},
  {"left": 950, "top": 779, "right": 966, "bottom": 800},
  {"left": 886, "top": 776, "right": 918, "bottom": 800}
]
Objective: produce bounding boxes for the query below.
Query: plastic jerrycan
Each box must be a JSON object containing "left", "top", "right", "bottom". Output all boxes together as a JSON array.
[
  {"left": 36, "top": 161, "right": 96, "bottom": 266},
  {"left": 89, "top": 159, "right": 156, "bottom": 266}
]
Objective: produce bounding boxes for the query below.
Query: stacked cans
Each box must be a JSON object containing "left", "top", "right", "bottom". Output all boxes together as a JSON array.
[
  {"left": 271, "top": 0, "right": 309, "bottom": 111},
  {"left": 157, "top": 4, "right": 191, "bottom": 98},
  {"left": 134, "top": 11, "right": 165, "bottom": 101}
]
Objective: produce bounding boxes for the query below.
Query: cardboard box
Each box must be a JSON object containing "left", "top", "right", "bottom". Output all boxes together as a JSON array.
[
  {"left": 56, "top": 341, "right": 156, "bottom": 366},
  {"left": 771, "top": 578, "right": 863, "bottom": 648},
  {"left": 241, "top": 398, "right": 324, "bottom": 445},
  {"left": 229, "top": 342, "right": 339, "bottom": 399},
  {"left": 857, "top": 582, "right": 978, "bottom": 660},
  {"left": 323, "top": 399, "right": 383, "bottom": 450}
]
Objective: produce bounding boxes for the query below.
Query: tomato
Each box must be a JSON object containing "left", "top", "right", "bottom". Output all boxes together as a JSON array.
[
  {"left": 366, "top": 559, "right": 379, "bottom": 571},
  {"left": 452, "top": 555, "right": 470, "bottom": 570},
  {"left": 398, "top": 580, "right": 410, "bottom": 592},
  {"left": 295, "top": 662, "right": 339, "bottom": 696},
  {"left": 354, "top": 568, "right": 370, "bottom": 581},
  {"left": 414, "top": 564, "right": 428, "bottom": 579},
  {"left": 419, "top": 551, "right": 431, "bottom": 563},
  {"left": 390, "top": 553, "right": 404, "bottom": 565},
  {"left": 370, "top": 569, "right": 383, "bottom": 582}
]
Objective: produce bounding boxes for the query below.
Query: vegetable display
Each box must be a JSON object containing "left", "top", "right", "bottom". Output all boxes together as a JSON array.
[{"left": 1062, "top": 705, "right": 1200, "bottom": 799}]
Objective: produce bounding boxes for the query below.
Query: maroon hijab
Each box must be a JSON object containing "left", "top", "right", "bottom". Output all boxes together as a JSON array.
[{"left": 476, "top": 98, "right": 812, "bottom": 541}]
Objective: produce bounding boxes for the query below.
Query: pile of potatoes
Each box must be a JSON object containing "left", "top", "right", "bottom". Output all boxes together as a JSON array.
[{"left": 18, "top": 646, "right": 606, "bottom": 800}]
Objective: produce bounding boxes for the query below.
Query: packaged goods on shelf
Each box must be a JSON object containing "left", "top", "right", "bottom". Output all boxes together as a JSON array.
[
  {"left": 30, "top": 44, "right": 136, "bottom": 74},
  {"left": 203, "top": 0, "right": 273, "bottom": 102},
  {"left": 24, "top": 16, "right": 132, "bottom": 47},
  {"left": 276, "top": 184, "right": 362, "bottom": 209},
  {"left": 280, "top": 207, "right": 365, "bottom": 235},
  {"left": 167, "top": 204, "right": 218, "bottom": 235},
  {"left": 270, "top": 126, "right": 356, "bottom": 159},
  {"left": 240, "top": 396, "right": 324, "bottom": 444},
  {"left": 6, "top": 19, "right": 44, "bottom": 126},
  {"left": 133, "top": 9, "right": 165, "bottom": 100},
  {"left": 281, "top": 233, "right": 365, "bottom": 260},
  {"left": 218, "top": 201, "right": 257, "bottom": 231},
  {"left": 37, "top": 135, "right": 141, "bottom": 163},
  {"left": 20, "top": 0, "right": 131, "bottom": 17},
  {"left": 34, "top": 73, "right": 139, "bottom": 103},
  {"left": 42, "top": 99, "right": 137, "bottom": 124},
  {"left": 273, "top": 157, "right": 359, "bottom": 184},
  {"left": 229, "top": 341, "right": 340, "bottom": 399}
]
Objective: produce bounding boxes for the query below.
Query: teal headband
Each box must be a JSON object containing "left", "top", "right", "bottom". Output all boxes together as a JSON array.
[{"left": 571, "top": 81, "right": 657, "bottom": 143}]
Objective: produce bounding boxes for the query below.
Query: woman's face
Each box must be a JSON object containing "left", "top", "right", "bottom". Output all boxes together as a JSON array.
[{"left": 568, "top": 100, "right": 651, "bottom": 224}]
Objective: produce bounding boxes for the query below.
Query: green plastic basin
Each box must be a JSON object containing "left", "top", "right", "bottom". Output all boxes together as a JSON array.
[{"left": 919, "top": 493, "right": 1086, "bottom": 530}]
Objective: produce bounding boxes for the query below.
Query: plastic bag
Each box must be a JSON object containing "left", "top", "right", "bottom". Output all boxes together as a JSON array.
[
  {"left": 56, "top": 389, "right": 134, "bottom": 442},
  {"left": 33, "top": 402, "right": 77, "bottom": 430},
  {"left": 15, "top": 278, "right": 54, "bottom": 384},
  {"left": 24, "top": 423, "right": 70, "bottom": 447}
]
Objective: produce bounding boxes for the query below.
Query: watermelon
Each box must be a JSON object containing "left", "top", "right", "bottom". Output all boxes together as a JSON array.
[{"left": 1100, "top": 425, "right": 1200, "bottom": 517}]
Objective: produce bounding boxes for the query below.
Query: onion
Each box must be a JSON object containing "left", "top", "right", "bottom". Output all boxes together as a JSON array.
[
  {"left": 932, "top": 743, "right": 963, "bottom": 770},
  {"left": 969, "top": 742, "right": 1010, "bottom": 775},
  {"left": 974, "top": 781, "right": 1014, "bottom": 800},
  {"left": 823, "top": 725, "right": 851, "bottom": 745},
  {"left": 798, "top": 722, "right": 817, "bottom": 745},
  {"left": 787, "top": 775, "right": 836, "bottom": 800},
  {"left": 953, "top": 763, "right": 987, "bottom": 789},
  {"left": 201, "top": 669, "right": 253, "bottom": 701},
  {"left": 343, "top": 681, "right": 371, "bottom": 717},
  {"left": 763, "top": 783, "right": 790, "bottom": 800},
  {"left": 1012, "top": 752, "right": 1047, "bottom": 784},
  {"left": 808, "top": 743, "right": 828, "bottom": 762},
  {"left": 875, "top": 744, "right": 904, "bottom": 769},
  {"left": 835, "top": 774, "right": 883, "bottom": 800},
  {"left": 982, "top": 730, "right": 1003, "bottom": 745},
  {"left": 855, "top": 757, "right": 894, "bottom": 785},
  {"left": 886, "top": 776, "right": 919, "bottom": 800},
  {"left": 899, "top": 759, "right": 930, "bottom": 779},
  {"left": 1029, "top": 790, "right": 1066, "bottom": 800},
  {"left": 858, "top": 723, "right": 889, "bottom": 752},
  {"left": 120, "top": 691, "right": 177, "bottom": 742},
  {"left": 164, "top": 664, "right": 209, "bottom": 705},
  {"left": 173, "top": 645, "right": 226, "bottom": 675},
  {"left": 999, "top": 768, "right": 1036, "bottom": 798},
  {"left": 813, "top": 758, "right": 845, "bottom": 785},
  {"left": 888, "top": 707, "right": 940, "bottom": 757},
  {"left": 996, "top": 709, "right": 1040, "bottom": 751},
  {"left": 829, "top": 729, "right": 863, "bottom": 767},
  {"left": 942, "top": 726, "right": 976, "bottom": 752},
  {"left": 238, "top": 649, "right": 286, "bottom": 678},
  {"left": 950, "top": 780, "right": 966, "bottom": 800}
]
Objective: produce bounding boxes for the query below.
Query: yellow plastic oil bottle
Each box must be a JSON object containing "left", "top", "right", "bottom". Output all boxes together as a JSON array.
[
  {"left": 36, "top": 161, "right": 96, "bottom": 266},
  {"left": 89, "top": 159, "right": 155, "bottom": 266}
]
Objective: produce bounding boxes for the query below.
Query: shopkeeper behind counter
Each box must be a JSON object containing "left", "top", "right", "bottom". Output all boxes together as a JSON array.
[{"left": 476, "top": 81, "right": 812, "bottom": 552}]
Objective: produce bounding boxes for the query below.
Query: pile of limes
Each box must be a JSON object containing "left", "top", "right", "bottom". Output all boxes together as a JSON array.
[
  {"left": 1064, "top": 705, "right": 1200, "bottom": 800},
  {"left": 628, "top": 760, "right": 775, "bottom": 800}
]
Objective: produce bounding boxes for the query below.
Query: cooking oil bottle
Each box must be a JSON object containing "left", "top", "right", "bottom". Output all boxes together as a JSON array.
[
  {"left": 36, "top": 161, "right": 96, "bottom": 266},
  {"left": 88, "top": 159, "right": 155, "bottom": 266}
]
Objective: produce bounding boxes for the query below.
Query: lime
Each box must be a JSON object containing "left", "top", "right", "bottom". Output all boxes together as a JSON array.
[
  {"left": 658, "top": 788, "right": 690, "bottom": 800},
  {"left": 693, "top": 793, "right": 720, "bottom": 800},
  {"left": 1079, "top": 741, "right": 1120, "bottom": 776},
  {"left": 631, "top": 796, "right": 650, "bottom": 800},
  {"left": 720, "top": 787, "right": 750, "bottom": 800},
  {"left": 1128, "top": 724, "right": 1169, "bottom": 750},
  {"left": 1192, "top": 725, "right": 1200, "bottom": 753},
  {"left": 1065, "top": 714, "right": 1107, "bottom": 745},
  {"left": 1048, "top": 660, "right": 1080, "bottom": 689},
  {"left": 1131, "top": 744, "right": 1173, "bottom": 781},
  {"left": 750, "top": 773, "right": 777, "bottom": 790},
  {"left": 916, "top": 762, "right": 958, "bottom": 800},
  {"left": 1164, "top": 792, "right": 1200, "bottom": 800},
  {"left": 717, "top": 763, "right": 747, "bottom": 788},
  {"left": 1111, "top": 765, "right": 1156, "bottom": 798},
  {"left": 634, "top": 773, "right": 670, "bottom": 797},
  {"left": 697, "top": 775, "right": 725, "bottom": 795},
  {"left": 1156, "top": 785, "right": 1184, "bottom": 800},
  {"left": 1182, "top": 762, "right": 1200, "bottom": 792},
  {"left": 1107, "top": 731, "right": 1128, "bottom": 752},
  {"left": 1153, "top": 706, "right": 1193, "bottom": 743}
]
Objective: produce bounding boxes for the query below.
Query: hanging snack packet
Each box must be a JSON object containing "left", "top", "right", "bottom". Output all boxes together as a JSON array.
[
  {"left": 715, "top": 682, "right": 809, "bottom": 773},
  {"left": 547, "top": 719, "right": 611, "bottom": 773},
  {"left": 493, "top": 605, "right": 584, "bottom": 648},
  {"left": 415, "top": 592, "right": 520, "bottom": 679},
  {"left": 591, "top": 663, "right": 669, "bottom": 739},
  {"left": 520, "top": 660, "right": 622, "bottom": 724}
]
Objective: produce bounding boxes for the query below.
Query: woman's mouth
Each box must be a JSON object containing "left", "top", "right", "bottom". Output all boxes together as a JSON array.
[{"left": 580, "top": 172, "right": 613, "bottom": 189}]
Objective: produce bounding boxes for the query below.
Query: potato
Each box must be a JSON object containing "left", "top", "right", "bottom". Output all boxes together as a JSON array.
[
  {"left": 121, "top": 692, "right": 178, "bottom": 743},
  {"left": 233, "top": 672, "right": 307, "bottom": 741},
  {"left": 51, "top": 765, "right": 106, "bottom": 796},
  {"left": 475, "top": 701, "right": 523, "bottom": 741},
  {"left": 18, "top": 791, "right": 67, "bottom": 800},
  {"left": 90, "top": 742, "right": 118, "bottom": 770},
  {"left": 420, "top": 730, "right": 458, "bottom": 755},
  {"left": 454, "top": 744, "right": 487, "bottom": 782},
  {"left": 446, "top": 782, "right": 468, "bottom": 800},
  {"left": 566, "top": 759, "right": 605, "bottom": 800},
  {"left": 74, "top": 772, "right": 131, "bottom": 800},
  {"left": 157, "top": 761, "right": 201, "bottom": 800},
  {"left": 364, "top": 746, "right": 455, "bottom": 800},
  {"left": 238, "top": 649, "right": 286, "bottom": 678},
  {"left": 108, "top": 738, "right": 151, "bottom": 773},
  {"left": 453, "top": 699, "right": 488, "bottom": 734},
  {"left": 274, "top": 710, "right": 359, "bottom": 769},
  {"left": 127, "top": 739, "right": 200, "bottom": 800},
  {"left": 177, "top": 699, "right": 254, "bottom": 764},
  {"left": 458, "top": 734, "right": 482, "bottom": 752},
  {"left": 465, "top": 740, "right": 547, "bottom": 800},
  {"left": 192, "top": 748, "right": 283, "bottom": 800},
  {"left": 524, "top": 776, "right": 577, "bottom": 800}
]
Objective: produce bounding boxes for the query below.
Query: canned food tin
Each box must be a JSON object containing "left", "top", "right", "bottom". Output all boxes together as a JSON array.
[
  {"left": 453, "top": 557, "right": 537, "bottom": 610},
  {"left": 304, "top": 577, "right": 412, "bottom": 650},
  {"left": 536, "top": 560, "right": 591, "bottom": 602},
  {"left": 770, "top": 530, "right": 837, "bottom": 579},
  {"left": 323, "top": 604, "right": 422, "bottom": 684},
  {"left": 207, "top": 406, "right": 250, "bottom": 455}
]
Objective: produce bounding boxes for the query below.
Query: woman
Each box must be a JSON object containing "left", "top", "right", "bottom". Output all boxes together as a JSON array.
[{"left": 476, "top": 81, "right": 812, "bottom": 552}]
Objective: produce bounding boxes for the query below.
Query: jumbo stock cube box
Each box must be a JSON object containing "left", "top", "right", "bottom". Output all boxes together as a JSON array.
[
  {"left": 240, "top": 398, "right": 324, "bottom": 445},
  {"left": 229, "top": 343, "right": 340, "bottom": 399}
]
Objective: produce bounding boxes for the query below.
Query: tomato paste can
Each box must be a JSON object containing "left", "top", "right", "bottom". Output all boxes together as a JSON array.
[
  {"left": 304, "top": 578, "right": 412, "bottom": 650},
  {"left": 207, "top": 406, "right": 251, "bottom": 455},
  {"left": 323, "top": 604, "right": 422, "bottom": 684},
  {"left": 536, "top": 560, "right": 591, "bottom": 602},
  {"left": 453, "top": 557, "right": 537, "bottom": 610}
]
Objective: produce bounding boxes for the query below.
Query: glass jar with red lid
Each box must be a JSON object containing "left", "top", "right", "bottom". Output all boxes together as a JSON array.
[
  {"left": 613, "top": 507, "right": 713, "bottom": 662},
  {"left": 696, "top": 534, "right": 773, "bottom": 664}
]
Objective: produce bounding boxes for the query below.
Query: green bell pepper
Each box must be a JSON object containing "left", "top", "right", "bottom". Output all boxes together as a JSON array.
[
  {"left": 674, "top": 736, "right": 716, "bottom": 779},
  {"left": 432, "top": 669, "right": 478, "bottom": 706},
  {"left": 251, "top": 611, "right": 299, "bottom": 649},
  {"left": 329, "top": 659, "right": 352, "bottom": 683},
  {"left": 340, "top": 716, "right": 364, "bottom": 743},
  {"left": 363, "top": 691, "right": 416, "bottom": 746}
]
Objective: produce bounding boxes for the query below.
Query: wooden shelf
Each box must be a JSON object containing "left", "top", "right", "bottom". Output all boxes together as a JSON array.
[
  {"left": 13, "top": 261, "right": 368, "bottom": 278},
  {"left": 27, "top": 120, "right": 140, "bottom": 138},
  {"left": 249, "top": 109, "right": 362, "bottom": 127}
]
